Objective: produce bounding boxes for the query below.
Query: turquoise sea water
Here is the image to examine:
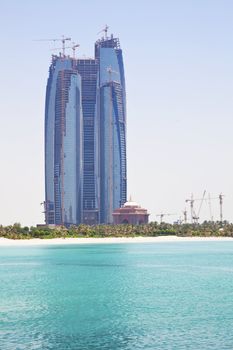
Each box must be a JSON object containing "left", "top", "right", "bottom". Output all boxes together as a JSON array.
[{"left": 0, "top": 242, "right": 233, "bottom": 350}]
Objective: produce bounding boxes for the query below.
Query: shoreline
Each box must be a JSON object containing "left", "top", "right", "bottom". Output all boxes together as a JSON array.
[{"left": 0, "top": 236, "right": 233, "bottom": 246}]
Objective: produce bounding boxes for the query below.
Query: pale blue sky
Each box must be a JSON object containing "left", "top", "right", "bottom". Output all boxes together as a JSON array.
[{"left": 0, "top": 0, "right": 233, "bottom": 225}]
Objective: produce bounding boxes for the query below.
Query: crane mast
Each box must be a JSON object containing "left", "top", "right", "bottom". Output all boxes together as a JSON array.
[
  {"left": 98, "top": 25, "right": 109, "bottom": 40},
  {"left": 34, "top": 35, "right": 71, "bottom": 57},
  {"left": 185, "top": 191, "right": 206, "bottom": 224},
  {"left": 186, "top": 192, "right": 225, "bottom": 223}
]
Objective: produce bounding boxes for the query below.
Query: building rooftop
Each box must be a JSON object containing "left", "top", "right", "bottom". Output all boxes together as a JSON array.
[{"left": 123, "top": 201, "right": 139, "bottom": 208}]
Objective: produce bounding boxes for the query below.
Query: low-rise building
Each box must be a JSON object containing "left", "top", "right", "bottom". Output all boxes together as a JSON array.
[{"left": 113, "top": 200, "right": 149, "bottom": 225}]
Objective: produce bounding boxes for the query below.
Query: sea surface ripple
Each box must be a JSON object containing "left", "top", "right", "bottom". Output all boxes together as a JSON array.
[{"left": 0, "top": 242, "right": 233, "bottom": 349}]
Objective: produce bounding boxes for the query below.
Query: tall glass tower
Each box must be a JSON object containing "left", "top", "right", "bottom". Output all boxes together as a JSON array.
[
  {"left": 95, "top": 35, "right": 127, "bottom": 223},
  {"left": 45, "top": 56, "right": 83, "bottom": 225},
  {"left": 44, "top": 33, "right": 126, "bottom": 225},
  {"left": 76, "top": 59, "right": 99, "bottom": 225}
]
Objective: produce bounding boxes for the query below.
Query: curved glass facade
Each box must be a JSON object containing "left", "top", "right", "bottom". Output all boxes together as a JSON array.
[
  {"left": 45, "top": 56, "right": 83, "bottom": 225},
  {"left": 95, "top": 36, "right": 127, "bottom": 223},
  {"left": 45, "top": 35, "right": 126, "bottom": 225}
]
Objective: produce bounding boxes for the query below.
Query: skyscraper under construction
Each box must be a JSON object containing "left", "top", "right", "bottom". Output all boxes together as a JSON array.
[{"left": 44, "top": 32, "right": 127, "bottom": 225}]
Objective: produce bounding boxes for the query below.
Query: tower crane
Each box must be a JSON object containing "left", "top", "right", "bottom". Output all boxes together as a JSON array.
[
  {"left": 185, "top": 191, "right": 206, "bottom": 224},
  {"left": 34, "top": 35, "right": 71, "bottom": 56},
  {"left": 183, "top": 209, "right": 187, "bottom": 223},
  {"left": 71, "top": 43, "right": 80, "bottom": 59},
  {"left": 219, "top": 193, "right": 224, "bottom": 223},
  {"left": 206, "top": 193, "right": 225, "bottom": 222},
  {"left": 98, "top": 25, "right": 109, "bottom": 39},
  {"left": 51, "top": 43, "right": 80, "bottom": 59},
  {"left": 155, "top": 213, "right": 177, "bottom": 224}
]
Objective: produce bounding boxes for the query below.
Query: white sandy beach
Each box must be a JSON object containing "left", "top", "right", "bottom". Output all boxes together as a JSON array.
[{"left": 0, "top": 236, "right": 233, "bottom": 246}]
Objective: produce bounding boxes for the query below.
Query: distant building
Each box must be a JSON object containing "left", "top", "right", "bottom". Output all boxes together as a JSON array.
[{"left": 112, "top": 200, "right": 149, "bottom": 225}]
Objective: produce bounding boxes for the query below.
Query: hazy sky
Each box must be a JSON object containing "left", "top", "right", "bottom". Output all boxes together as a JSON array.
[{"left": 0, "top": 0, "right": 233, "bottom": 226}]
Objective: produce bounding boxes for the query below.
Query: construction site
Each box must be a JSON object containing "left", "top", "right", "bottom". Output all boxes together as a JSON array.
[{"left": 155, "top": 192, "right": 225, "bottom": 224}]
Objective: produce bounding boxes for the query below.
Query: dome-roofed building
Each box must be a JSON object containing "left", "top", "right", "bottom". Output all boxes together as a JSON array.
[{"left": 112, "top": 198, "right": 149, "bottom": 225}]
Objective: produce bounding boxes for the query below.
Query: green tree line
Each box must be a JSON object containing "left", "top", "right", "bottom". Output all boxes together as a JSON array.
[{"left": 0, "top": 221, "right": 233, "bottom": 240}]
